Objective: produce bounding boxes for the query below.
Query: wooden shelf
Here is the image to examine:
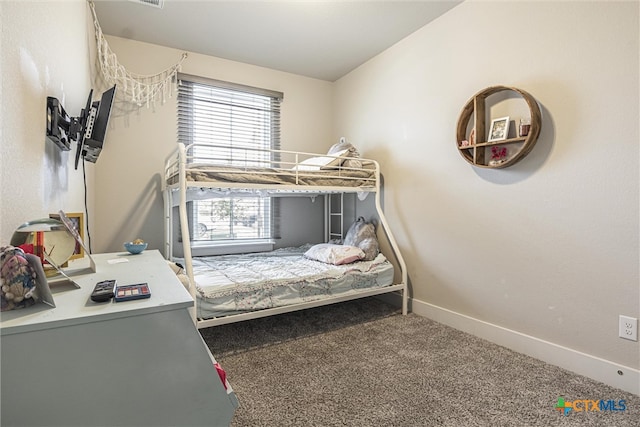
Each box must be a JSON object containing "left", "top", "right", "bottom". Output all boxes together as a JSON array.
[
  {"left": 456, "top": 86, "right": 541, "bottom": 169},
  {"left": 460, "top": 137, "right": 527, "bottom": 149}
]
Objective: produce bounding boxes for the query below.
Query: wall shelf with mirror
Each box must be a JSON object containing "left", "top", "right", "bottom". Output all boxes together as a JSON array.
[{"left": 456, "top": 86, "right": 541, "bottom": 169}]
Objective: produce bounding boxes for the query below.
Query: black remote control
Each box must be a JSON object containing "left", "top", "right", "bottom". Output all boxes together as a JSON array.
[{"left": 91, "top": 280, "right": 116, "bottom": 302}]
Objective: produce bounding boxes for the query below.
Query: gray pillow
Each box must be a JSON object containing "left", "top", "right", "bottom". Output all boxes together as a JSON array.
[
  {"left": 344, "top": 217, "right": 379, "bottom": 261},
  {"left": 328, "top": 137, "right": 362, "bottom": 169}
]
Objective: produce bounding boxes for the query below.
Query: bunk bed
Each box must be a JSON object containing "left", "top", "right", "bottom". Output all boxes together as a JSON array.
[{"left": 163, "top": 142, "right": 408, "bottom": 328}]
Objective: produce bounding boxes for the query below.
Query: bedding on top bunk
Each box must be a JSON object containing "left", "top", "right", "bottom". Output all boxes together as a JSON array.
[
  {"left": 166, "top": 163, "right": 376, "bottom": 187},
  {"left": 175, "top": 244, "right": 394, "bottom": 319}
]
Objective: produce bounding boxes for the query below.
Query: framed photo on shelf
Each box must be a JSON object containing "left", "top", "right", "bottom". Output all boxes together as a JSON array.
[
  {"left": 49, "top": 212, "right": 84, "bottom": 260},
  {"left": 488, "top": 116, "right": 510, "bottom": 142}
]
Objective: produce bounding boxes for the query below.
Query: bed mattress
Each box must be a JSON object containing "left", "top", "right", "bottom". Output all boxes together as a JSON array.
[
  {"left": 166, "top": 164, "right": 376, "bottom": 188},
  {"left": 176, "top": 245, "right": 394, "bottom": 319}
]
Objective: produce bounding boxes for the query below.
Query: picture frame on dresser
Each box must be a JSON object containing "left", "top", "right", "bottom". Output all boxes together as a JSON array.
[
  {"left": 48, "top": 210, "right": 96, "bottom": 276},
  {"left": 49, "top": 212, "right": 84, "bottom": 260}
]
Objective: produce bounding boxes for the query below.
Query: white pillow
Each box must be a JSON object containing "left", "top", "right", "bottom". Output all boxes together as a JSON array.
[
  {"left": 304, "top": 243, "right": 365, "bottom": 265},
  {"left": 292, "top": 149, "right": 349, "bottom": 171}
]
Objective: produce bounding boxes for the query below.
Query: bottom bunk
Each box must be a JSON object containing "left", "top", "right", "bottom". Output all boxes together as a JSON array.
[{"left": 175, "top": 244, "right": 404, "bottom": 328}]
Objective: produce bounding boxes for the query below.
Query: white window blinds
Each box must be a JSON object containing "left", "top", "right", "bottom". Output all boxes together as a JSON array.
[{"left": 177, "top": 73, "right": 283, "bottom": 244}]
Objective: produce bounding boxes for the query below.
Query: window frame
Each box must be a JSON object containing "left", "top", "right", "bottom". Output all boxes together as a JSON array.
[{"left": 177, "top": 73, "right": 283, "bottom": 254}]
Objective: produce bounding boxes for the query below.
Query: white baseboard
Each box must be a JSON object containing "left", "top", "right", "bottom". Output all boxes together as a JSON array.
[{"left": 379, "top": 294, "right": 639, "bottom": 395}]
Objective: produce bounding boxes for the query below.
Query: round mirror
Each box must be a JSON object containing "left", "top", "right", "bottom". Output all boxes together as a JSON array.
[{"left": 10, "top": 218, "right": 76, "bottom": 267}]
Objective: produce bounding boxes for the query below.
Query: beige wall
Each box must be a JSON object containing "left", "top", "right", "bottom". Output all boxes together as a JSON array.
[
  {"left": 93, "top": 36, "right": 334, "bottom": 254},
  {"left": 0, "top": 1, "right": 93, "bottom": 245},
  {"left": 334, "top": 1, "right": 639, "bottom": 369}
]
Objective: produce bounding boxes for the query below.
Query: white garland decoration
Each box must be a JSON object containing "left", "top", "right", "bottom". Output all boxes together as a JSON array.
[{"left": 89, "top": 1, "right": 187, "bottom": 107}]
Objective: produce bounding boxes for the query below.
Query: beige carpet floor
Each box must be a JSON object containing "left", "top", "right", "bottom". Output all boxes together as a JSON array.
[{"left": 200, "top": 297, "right": 639, "bottom": 427}]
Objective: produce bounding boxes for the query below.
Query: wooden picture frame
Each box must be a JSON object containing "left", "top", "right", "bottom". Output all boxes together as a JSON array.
[
  {"left": 50, "top": 212, "right": 84, "bottom": 260},
  {"left": 488, "top": 116, "right": 510, "bottom": 142}
]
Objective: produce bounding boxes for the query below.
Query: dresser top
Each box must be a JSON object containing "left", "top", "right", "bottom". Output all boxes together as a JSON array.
[{"left": 1, "top": 250, "right": 193, "bottom": 335}]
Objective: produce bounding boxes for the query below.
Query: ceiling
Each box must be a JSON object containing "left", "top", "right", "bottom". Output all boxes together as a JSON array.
[{"left": 92, "top": 0, "right": 461, "bottom": 82}]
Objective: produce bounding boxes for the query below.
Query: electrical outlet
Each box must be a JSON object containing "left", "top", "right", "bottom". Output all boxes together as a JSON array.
[{"left": 619, "top": 315, "right": 638, "bottom": 341}]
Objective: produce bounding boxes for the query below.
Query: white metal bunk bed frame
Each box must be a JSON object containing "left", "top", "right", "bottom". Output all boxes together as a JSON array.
[{"left": 163, "top": 142, "right": 408, "bottom": 328}]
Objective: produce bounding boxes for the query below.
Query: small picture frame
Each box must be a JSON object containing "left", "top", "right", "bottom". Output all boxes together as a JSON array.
[
  {"left": 488, "top": 116, "right": 510, "bottom": 142},
  {"left": 50, "top": 212, "right": 84, "bottom": 260}
]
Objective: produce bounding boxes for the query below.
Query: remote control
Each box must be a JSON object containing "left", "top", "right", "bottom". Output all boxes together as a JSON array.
[{"left": 91, "top": 280, "right": 116, "bottom": 302}]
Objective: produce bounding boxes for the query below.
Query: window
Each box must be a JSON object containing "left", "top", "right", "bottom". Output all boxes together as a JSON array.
[{"left": 177, "top": 73, "right": 283, "bottom": 248}]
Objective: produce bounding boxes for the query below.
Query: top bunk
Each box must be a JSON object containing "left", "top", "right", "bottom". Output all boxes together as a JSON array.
[{"left": 164, "top": 141, "right": 380, "bottom": 198}]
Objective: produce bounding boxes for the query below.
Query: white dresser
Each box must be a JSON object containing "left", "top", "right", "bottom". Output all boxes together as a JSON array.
[{"left": 1, "top": 250, "right": 238, "bottom": 427}]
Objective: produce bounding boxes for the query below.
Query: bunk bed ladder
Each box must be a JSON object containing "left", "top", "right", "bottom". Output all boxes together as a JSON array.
[{"left": 325, "top": 193, "right": 344, "bottom": 243}]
